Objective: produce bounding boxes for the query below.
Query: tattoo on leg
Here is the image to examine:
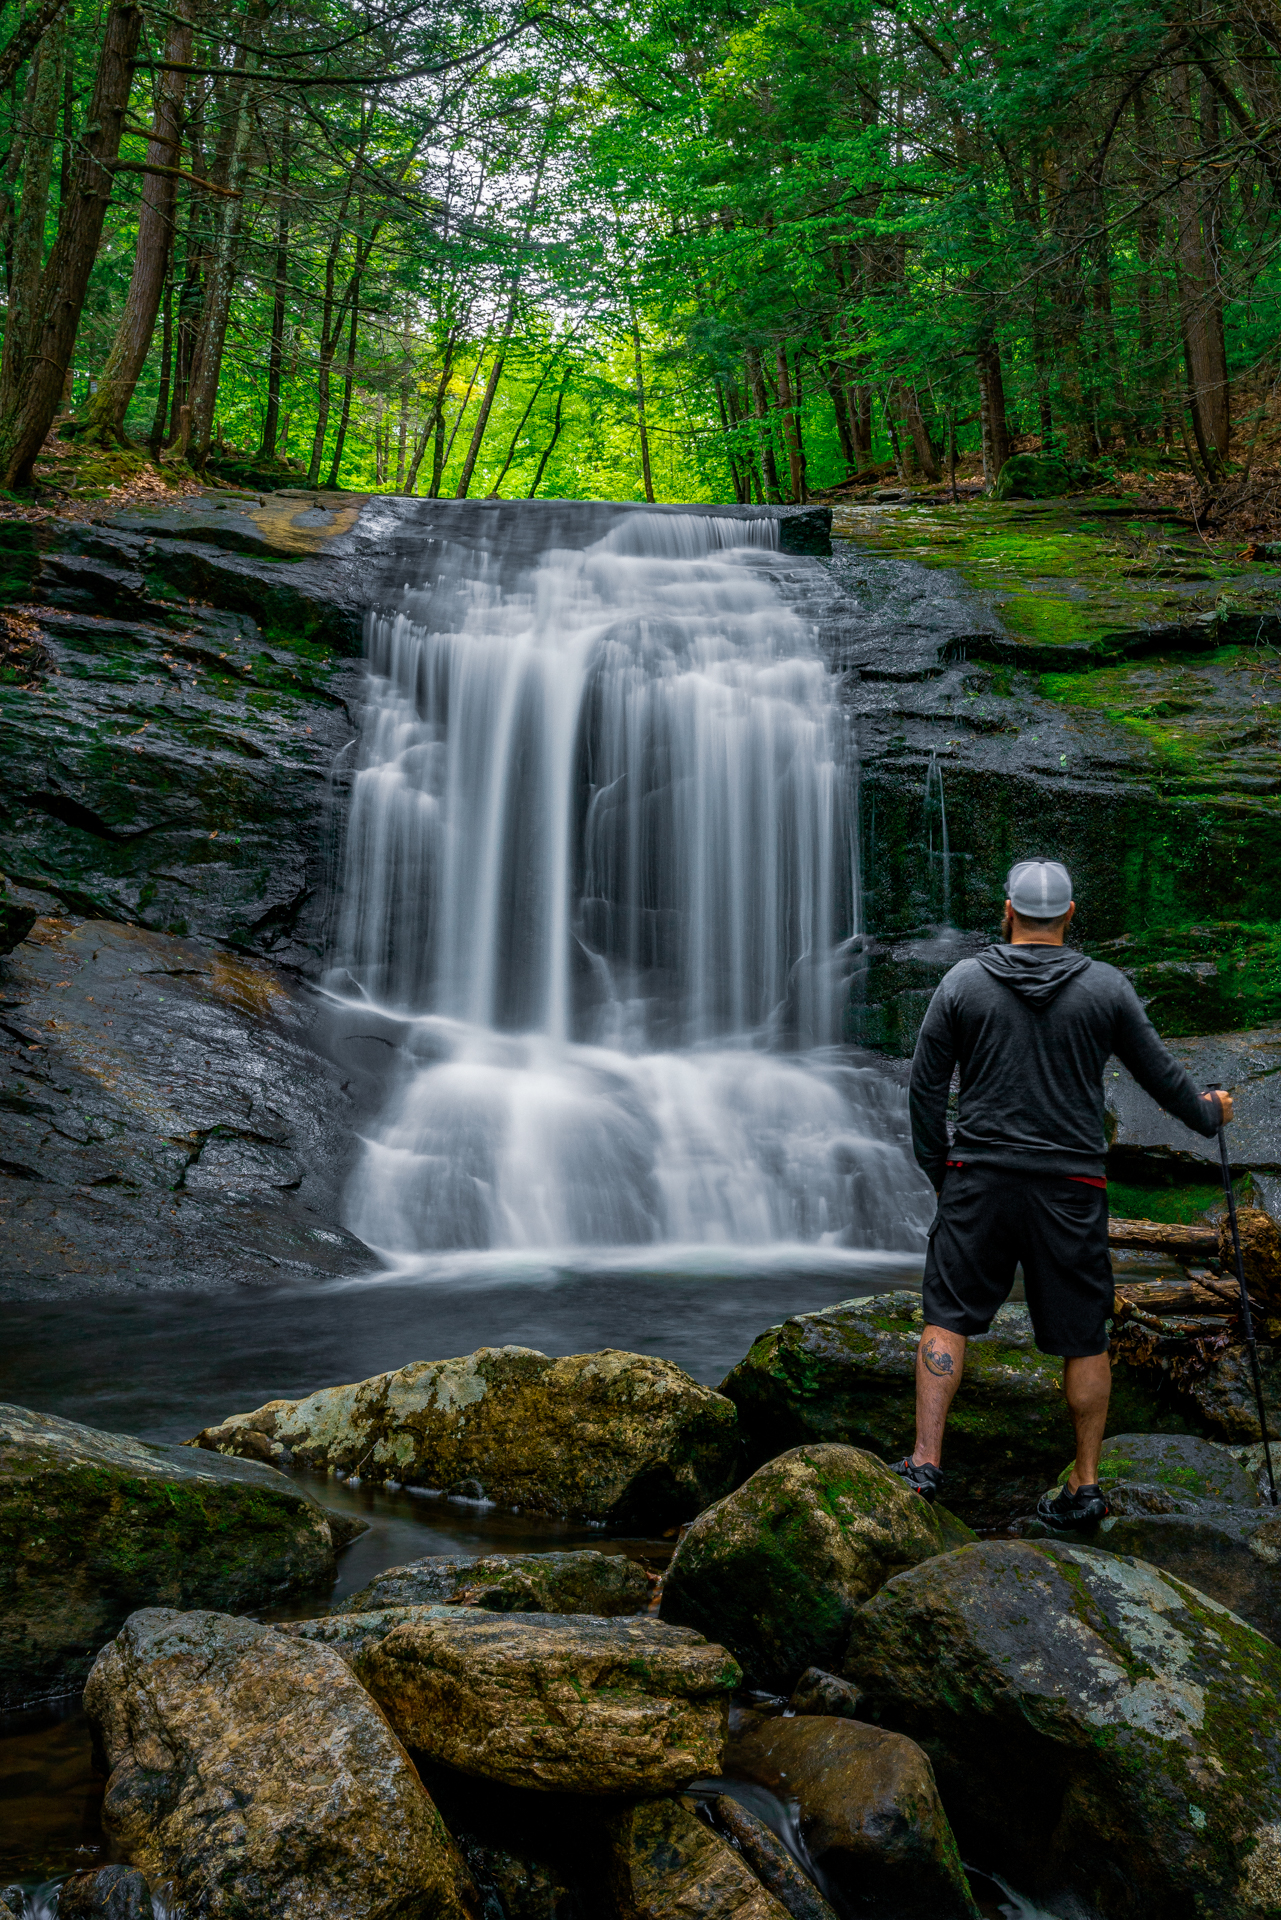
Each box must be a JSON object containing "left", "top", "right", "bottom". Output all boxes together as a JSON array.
[{"left": 922, "top": 1339, "right": 955, "bottom": 1378}]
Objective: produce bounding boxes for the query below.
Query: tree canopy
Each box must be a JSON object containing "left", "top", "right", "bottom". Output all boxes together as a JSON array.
[{"left": 0, "top": 0, "right": 1275, "bottom": 500}]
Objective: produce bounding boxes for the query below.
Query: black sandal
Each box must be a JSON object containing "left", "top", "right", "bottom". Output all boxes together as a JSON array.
[
  {"left": 1036, "top": 1483, "right": 1110, "bottom": 1530},
  {"left": 889, "top": 1456, "right": 944, "bottom": 1503}
]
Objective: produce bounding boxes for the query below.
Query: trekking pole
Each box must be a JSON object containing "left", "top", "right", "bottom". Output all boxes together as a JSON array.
[{"left": 1216, "top": 1110, "right": 1278, "bottom": 1507}]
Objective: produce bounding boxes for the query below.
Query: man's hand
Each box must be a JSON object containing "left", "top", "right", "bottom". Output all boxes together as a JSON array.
[{"left": 1203, "top": 1088, "right": 1234, "bottom": 1125}]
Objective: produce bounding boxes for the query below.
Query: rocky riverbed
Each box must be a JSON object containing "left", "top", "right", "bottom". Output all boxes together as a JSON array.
[{"left": 3, "top": 484, "right": 1281, "bottom": 1917}]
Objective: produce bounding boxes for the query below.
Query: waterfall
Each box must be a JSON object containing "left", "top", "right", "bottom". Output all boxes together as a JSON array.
[{"left": 331, "top": 508, "right": 931, "bottom": 1261}]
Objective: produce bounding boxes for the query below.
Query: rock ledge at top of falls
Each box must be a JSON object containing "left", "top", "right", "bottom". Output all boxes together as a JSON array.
[
  {"left": 843, "top": 1539, "right": 1281, "bottom": 1920},
  {"left": 718, "top": 1290, "right": 1190, "bottom": 1518},
  {"left": 0, "top": 1402, "right": 335, "bottom": 1711},
  {"left": 191, "top": 1345, "right": 740, "bottom": 1526}
]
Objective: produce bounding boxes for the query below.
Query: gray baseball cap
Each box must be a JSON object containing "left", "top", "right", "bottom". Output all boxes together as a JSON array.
[{"left": 1007, "top": 859, "right": 1073, "bottom": 917}]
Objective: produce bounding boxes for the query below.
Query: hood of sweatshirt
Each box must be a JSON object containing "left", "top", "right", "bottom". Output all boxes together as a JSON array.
[{"left": 974, "top": 943, "right": 1093, "bottom": 1009}]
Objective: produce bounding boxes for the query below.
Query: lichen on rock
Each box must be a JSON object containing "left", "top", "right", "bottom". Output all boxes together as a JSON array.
[
  {"left": 192, "top": 1344, "right": 739, "bottom": 1525},
  {"left": 354, "top": 1607, "right": 740, "bottom": 1794},
  {"left": 337, "top": 1548, "right": 651, "bottom": 1617},
  {"left": 84, "top": 1607, "right": 479, "bottom": 1920},
  {"left": 844, "top": 1537, "right": 1281, "bottom": 1919}
]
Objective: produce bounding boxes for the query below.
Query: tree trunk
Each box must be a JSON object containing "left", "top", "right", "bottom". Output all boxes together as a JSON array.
[
  {"left": 976, "top": 338, "right": 1011, "bottom": 488},
  {"left": 5, "top": 14, "right": 65, "bottom": 383},
  {"left": 745, "top": 346, "right": 782, "bottom": 502},
  {"left": 890, "top": 381, "right": 942, "bottom": 482},
  {"left": 631, "top": 304, "right": 654, "bottom": 502},
  {"left": 775, "top": 345, "right": 806, "bottom": 501},
  {"left": 0, "top": 61, "right": 42, "bottom": 294},
  {"left": 0, "top": 1, "right": 142, "bottom": 489},
  {"left": 79, "top": 2, "right": 194, "bottom": 444},
  {"left": 528, "top": 373, "right": 568, "bottom": 496},
  {"left": 326, "top": 280, "right": 360, "bottom": 487},
  {"left": 148, "top": 270, "right": 174, "bottom": 457},
  {"left": 259, "top": 111, "right": 290, "bottom": 459},
  {"left": 186, "top": 41, "right": 261, "bottom": 470},
  {"left": 1171, "top": 64, "right": 1230, "bottom": 470},
  {"left": 849, "top": 383, "right": 874, "bottom": 469}
]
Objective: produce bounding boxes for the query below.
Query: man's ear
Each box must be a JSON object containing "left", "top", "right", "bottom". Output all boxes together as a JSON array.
[{"left": 1066, "top": 901, "right": 1077, "bottom": 925}]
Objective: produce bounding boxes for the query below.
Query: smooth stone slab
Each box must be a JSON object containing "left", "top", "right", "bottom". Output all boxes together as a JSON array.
[{"left": 355, "top": 1607, "right": 741, "bottom": 1793}]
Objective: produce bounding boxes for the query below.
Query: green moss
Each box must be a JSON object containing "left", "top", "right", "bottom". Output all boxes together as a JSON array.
[{"left": 1107, "top": 1177, "right": 1222, "bottom": 1223}]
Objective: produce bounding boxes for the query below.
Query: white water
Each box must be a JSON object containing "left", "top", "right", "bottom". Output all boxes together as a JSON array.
[{"left": 332, "top": 509, "right": 931, "bottom": 1260}]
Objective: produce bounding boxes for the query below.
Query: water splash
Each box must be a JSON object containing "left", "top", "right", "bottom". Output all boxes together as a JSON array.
[{"left": 332, "top": 508, "right": 932, "bottom": 1258}]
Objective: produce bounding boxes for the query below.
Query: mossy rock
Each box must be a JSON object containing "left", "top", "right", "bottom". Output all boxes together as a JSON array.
[
  {"left": 1070, "top": 1432, "right": 1260, "bottom": 1507},
  {"left": 337, "top": 1549, "right": 651, "bottom": 1618},
  {"left": 194, "top": 1345, "right": 740, "bottom": 1528},
  {"left": 659, "top": 1443, "right": 973, "bottom": 1690},
  {"left": 0, "top": 1402, "right": 335, "bottom": 1711},
  {"left": 994, "top": 453, "right": 1081, "bottom": 500},
  {"left": 845, "top": 1539, "right": 1281, "bottom": 1918},
  {"left": 718, "top": 1291, "right": 1191, "bottom": 1519}
]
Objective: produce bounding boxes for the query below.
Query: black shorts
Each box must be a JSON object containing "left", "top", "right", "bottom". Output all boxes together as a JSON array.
[{"left": 921, "top": 1164, "right": 1113, "bottom": 1358}]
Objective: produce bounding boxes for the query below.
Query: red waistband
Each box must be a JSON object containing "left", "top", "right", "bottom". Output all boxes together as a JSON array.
[{"left": 945, "top": 1160, "right": 1107, "bottom": 1190}]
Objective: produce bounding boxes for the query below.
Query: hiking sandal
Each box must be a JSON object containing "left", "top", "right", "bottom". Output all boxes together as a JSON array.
[
  {"left": 889, "top": 1456, "right": 944, "bottom": 1503},
  {"left": 1036, "top": 1483, "right": 1110, "bottom": 1530}
]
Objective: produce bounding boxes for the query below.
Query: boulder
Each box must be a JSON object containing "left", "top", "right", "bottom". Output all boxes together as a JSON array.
[
  {"left": 1042, "top": 1432, "right": 1281, "bottom": 1644},
  {"left": 788, "top": 1668, "right": 865, "bottom": 1720},
  {"left": 0, "top": 1402, "right": 334, "bottom": 1711},
  {"left": 602, "top": 1797, "right": 790, "bottom": 1920},
  {"left": 1089, "top": 1431, "right": 1261, "bottom": 1508},
  {"left": 84, "top": 1608, "right": 478, "bottom": 1920},
  {"left": 55, "top": 1867, "right": 153, "bottom": 1918},
  {"left": 659, "top": 1444, "right": 973, "bottom": 1689},
  {"left": 337, "top": 1548, "right": 650, "bottom": 1617},
  {"left": 192, "top": 1345, "right": 739, "bottom": 1526},
  {"left": 707, "top": 1795, "right": 839, "bottom": 1920},
  {"left": 726, "top": 1715, "right": 978, "bottom": 1920},
  {"left": 356, "top": 1607, "right": 739, "bottom": 1794},
  {"left": 844, "top": 1539, "right": 1281, "bottom": 1919},
  {"left": 718, "top": 1292, "right": 1185, "bottom": 1515},
  {"left": 993, "top": 453, "right": 1078, "bottom": 499},
  {"left": 1186, "top": 1340, "right": 1281, "bottom": 1442}
]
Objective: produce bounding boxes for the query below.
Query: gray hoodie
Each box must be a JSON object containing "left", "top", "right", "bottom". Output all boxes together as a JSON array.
[{"left": 908, "top": 942, "right": 1217, "bottom": 1189}]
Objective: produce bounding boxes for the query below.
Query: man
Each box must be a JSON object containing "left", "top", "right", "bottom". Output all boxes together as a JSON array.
[{"left": 895, "top": 858, "right": 1231, "bottom": 1527}]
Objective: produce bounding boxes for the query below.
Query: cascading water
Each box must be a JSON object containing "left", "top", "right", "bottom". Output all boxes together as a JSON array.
[{"left": 330, "top": 508, "right": 932, "bottom": 1262}]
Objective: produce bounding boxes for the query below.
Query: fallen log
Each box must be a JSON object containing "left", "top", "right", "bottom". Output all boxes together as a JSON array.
[{"left": 1107, "top": 1218, "right": 1217, "bottom": 1258}]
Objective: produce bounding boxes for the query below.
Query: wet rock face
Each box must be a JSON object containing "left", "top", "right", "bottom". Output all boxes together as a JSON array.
[
  {"left": 0, "top": 916, "right": 368, "bottom": 1293},
  {"left": 602, "top": 1797, "right": 790, "bottom": 1920},
  {"left": 193, "top": 1345, "right": 739, "bottom": 1526},
  {"left": 354, "top": 1608, "right": 739, "bottom": 1795},
  {"left": 0, "top": 1403, "right": 334, "bottom": 1710},
  {"left": 54, "top": 1866, "right": 153, "bottom": 1919},
  {"left": 0, "top": 591, "right": 360, "bottom": 962},
  {"left": 718, "top": 1292, "right": 1186, "bottom": 1518},
  {"left": 659, "top": 1443, "right": 972, "bottom": 1690},
  {"left": 85, "top": 1607, "right": 478, "bottom": 1920},
  {"left": 705, "top": 1796, "right": 839, "bottom": 1920},
  {"left": 844, "top": 1538, "right": 1281, "bottom": 1920},
  {"left": 726, "top": 1715, "right": 979, "bottom": 1920},
  {"left": 337, "top": 1549, "right": 651, "bottom": 1617}
]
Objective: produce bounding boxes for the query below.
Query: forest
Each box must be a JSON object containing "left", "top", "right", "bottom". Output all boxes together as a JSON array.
[{"left": 0, "top": 0, "right": 1277, "bottom": 507}]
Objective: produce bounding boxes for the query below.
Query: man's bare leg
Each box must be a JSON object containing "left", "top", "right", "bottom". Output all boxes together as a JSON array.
[
  {"left": 911, "top": 1325, "right": 969, "bottom": 1466},
  {"left": 1064, "top": 1351, "right": 1112, "bottom": 1490}
]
